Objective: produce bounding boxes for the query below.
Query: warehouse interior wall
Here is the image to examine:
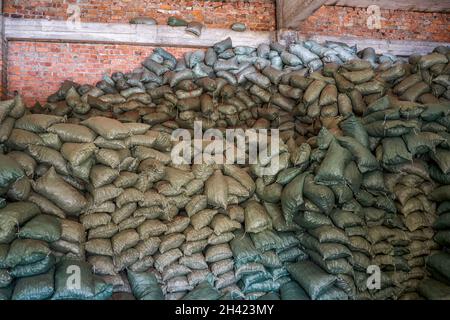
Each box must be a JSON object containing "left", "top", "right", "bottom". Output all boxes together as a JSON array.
[
  {"left": 1, "top": 1, "right": 450, "bottom": 303},
  {"left": 296, "top": 6, "right": 449, "bottom": 43},
  {"left": 0, "top": 0, "right": 5, "bottom": 100},
  {"left": 3, "top": 0, "right": 277, "bottom": 31},
  {"left": 1, "top": 1, "right": 450, "bottom": 105},
  {"left": 7, "top": 44, "right": 195, "bottom": 106}
]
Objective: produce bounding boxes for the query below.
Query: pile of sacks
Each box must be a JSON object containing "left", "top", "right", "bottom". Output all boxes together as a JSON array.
[
  {"left": 2, "top": 101, "right": 297, "bottom": 298},
  {"left": 418, "top": 157, "right": 450, "bottom": 299},
  {"left": 36, "top": 38, "right": 410, "bottom": 135},
  {"left": 425, "top": 182, "right": 450, "bottom": 298},
  {"left": 0, "top": 162, "right": 110, "bottom": 300},
  {"left": 356, "top": 96, "right": 441, "bottom": 299},
  {"left": 0, "top": 200, "right": 58, "bottom": 300},
  {"left": 418, "top": 193, "right": 450, "bottom": 299},
  {"left": 360, "top": 93, "right": 450, "bottom": 298},
  {"left": 1, "top": 35, "right": 450, "bottom": 300},
  {"left": 230, "top": 227, "right": 303, "bottom": 300},
  {"left": 413, "top": 48, "right": 450, "bottom": 298},
  {"left": 281, "top": 117, "right": 387, "bottom": 300},
  {"left": 370, "top": 168, "right": 438, "bottom": 301}
]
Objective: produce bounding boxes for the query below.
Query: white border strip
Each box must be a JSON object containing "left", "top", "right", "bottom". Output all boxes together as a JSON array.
[
  {"left": 4, "top": 18, "right": 449, "bottom": 56},
  {"left": 4, "top": 18, "right": 274, "bottom": 48},
  {"left": 278, "top": 30, "right": 450, "bottom": 56}
]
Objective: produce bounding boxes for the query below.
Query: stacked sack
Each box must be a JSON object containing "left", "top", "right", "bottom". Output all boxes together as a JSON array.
[
  {"left": 2, "top": 112, "right": 142, "bottom": 298},
  {"left": 0, "top": 96, "right": 26, "bottom": 154},
  {"left": 0, "top": 100, "right": 92, "bottom": 293},
  {"left": 1, "top": 35, "right": 450, "bottom": 300},
  {"left": 230, "top": 225, "right": 303, "bottom": 300},
  {"left": 0, "top": 161, "right": 110, "bottom": 300},
  {"left": 416, "top": 96, "right": 450, "bottom": 299},
  {"left": 37, "top": 38, "right": 407, "bottom": 135},
  {"left": 420, "top": 49, "right": 450, "bottom": 298},
  {"left": 2, "top": 109, "right": 282, "bottom": 299},
  {"left": 393, "top": 49, "right": 450, "bottom": 104},
  {"left": 361, "top": 93, "right": 450, "bottom": 298},
  {"left": 125, "top": 268, "right": 222, "bottom": 301},
  {"left": 228, "top": 138, "right": 306, "bottom": 299},
  {"left": 158, "top": 166, "right": 242, "bottom": 300},
  {"left": 355, "top": 99, "right": 445, "bottom": 299},
  {"left": 380, "top": 162, "right": 438, "bottom": 299},
  {"left": 420, "top": 181, "right": 450, "bottom": 299},
  {"left": 0, "top": 199, "right": 59, "bottom": 300},
  {"left": 0, "top": 105, "right": 53, "bottom": 299},
  {"left": 282, "top": 117, "right": 377, "bottom": 300}
]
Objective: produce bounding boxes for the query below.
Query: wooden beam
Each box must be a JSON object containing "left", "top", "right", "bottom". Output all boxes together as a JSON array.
[
  {"left": 276, "top": 0, "right": 449, "bottom": 30},
  {"left": 4, "top": 18, "right": 275, "bottom": 48},
  {"left": 325, "top": 0, "right": 450, "bottom": 12},
  {"left": 276, "top": 0, "right": 284, "bottom": 30},
  {"left": 1, "top": 0, "right": 7, "bottom": 99},
  {"left": 278, "top": 30, "right": 450, "bottom": 56},
  {"left": 3, "top": 17, "right": 449, "bottom": 58},
  {"left": 276, "top": 0, "right": 327, "bottom": 29}
]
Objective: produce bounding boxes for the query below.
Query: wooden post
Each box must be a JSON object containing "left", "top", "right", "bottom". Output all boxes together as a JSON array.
[
  {"left": 276, "top": 0, "right": 327, "bottom": 29},
  {"left": 325, "top": 0, "right": 450, "bottom": 12},
  {"left": 276, "top": 0, "right": 450, "bottom": 31},
  {"left": 4, "top": 18, "right": 275, "bottom": 48},
  {"left": 0, "top": 0, "right": 5, "bottom": 99}
]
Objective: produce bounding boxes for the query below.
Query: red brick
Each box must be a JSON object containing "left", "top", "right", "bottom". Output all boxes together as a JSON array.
[
  {"left": 3, "top": 0, "right": 276, "bottom": 32},
  {"left": 296, "top": 6, "right": 450, "bottom": 43},
  {"left": 6, "top": 41, "right": 196, "bottom": 105},
  {"left": 2, "top": 2, "right": 449, "bottom": 100}
]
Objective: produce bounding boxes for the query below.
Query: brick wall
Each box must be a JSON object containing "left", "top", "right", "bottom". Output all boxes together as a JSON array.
[
  {"left": 297, "top": 6, "right": 450, "bottom": 43},
  {"left": 7, "top": 42, "right": 195, "bottom": 105},
  {"left": 2, "top": 0, "right": 277, "bottom": 102},
  {"left": 0, "top": 14, "right": 5, "bottom": 99},
  {"left": 0, "top": 34, "right": 3, "bottom": 99},
  {"left": 3, "top": 2, "right": 450, "bottom": 104},
  {"left": 4, "top": 0, "right": 276, "bottom": 31},
  {"left": 4, "top": 2, "right": 450, "bottom": 41}
]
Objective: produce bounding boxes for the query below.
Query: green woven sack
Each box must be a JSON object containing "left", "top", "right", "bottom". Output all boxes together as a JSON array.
[
  {"left": 0, "top": 154, "right": 24, "bottom": 192},
  {"left": 127, "top": 270, "right": 164, "bottom": 300},
  {"left": 92, "top": 276, "right": 113, "bottom": 300},
  {"left": 0, "top": 284, "right": 13, "bottom": 300},
  {"left": 183, "top": 281, "right": 221, "bottom": 300},
  {"left": 5, "top": 239, "right": 50, "bottom": 268},
  {"left": 12, "top": 268, "right": 55, "bottom": 300},
  {"left": 286, "top": 260, "right": 336, "bottom": 300},
  {"left": 10, "top": 254, "right": 56, "bottom": 278},
  {"left": 0, "top": 244, "right": 8, "bottom": 268},
  {"left": 167, "top": 16, "right": 188, "bottom": 27},
  {"left": 230, "top": 231, "right": 259, "bottom": 264},
  {"left": 280, "top": 281, "right": 309, "bottom": 300},
  {"left": 0, "top": 269, "right": 12, "bottom": 288},
  {"left": 18, "top": 214, "right": 62, "bottom": 242},
  {"left": 0, "top": 202, "right": 41, "bottom": 243},
  {"left": 52, "top": 259, "right": 95, "bottom": 300}
]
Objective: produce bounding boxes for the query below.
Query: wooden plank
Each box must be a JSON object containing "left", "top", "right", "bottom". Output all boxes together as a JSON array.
[
  {"left": 325, "top": 0, "right": 450, "bottom": 12},
  {"left": 306, "top": 35, "right": 450, "bottom": 56},
  {"left": 276, "top": 0, "right": 327, "bottom": 29},
  {"left": 4, "top": 17, "right": 448, "bottom": 57},
  {"left": 277, "top": 0, "right": 449, "bottom": 29},
  {"left": 278, "top": 30, "right": 450, "bottom": 56},
  {"left": 4, "top": 18, "right": 274, "bottom": 48},
  {"left": 276, "top": 0, "right": 284, "bottom": 30},
  {"left": 1, "top": 0, "right": 8, "bottom": 99}
]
